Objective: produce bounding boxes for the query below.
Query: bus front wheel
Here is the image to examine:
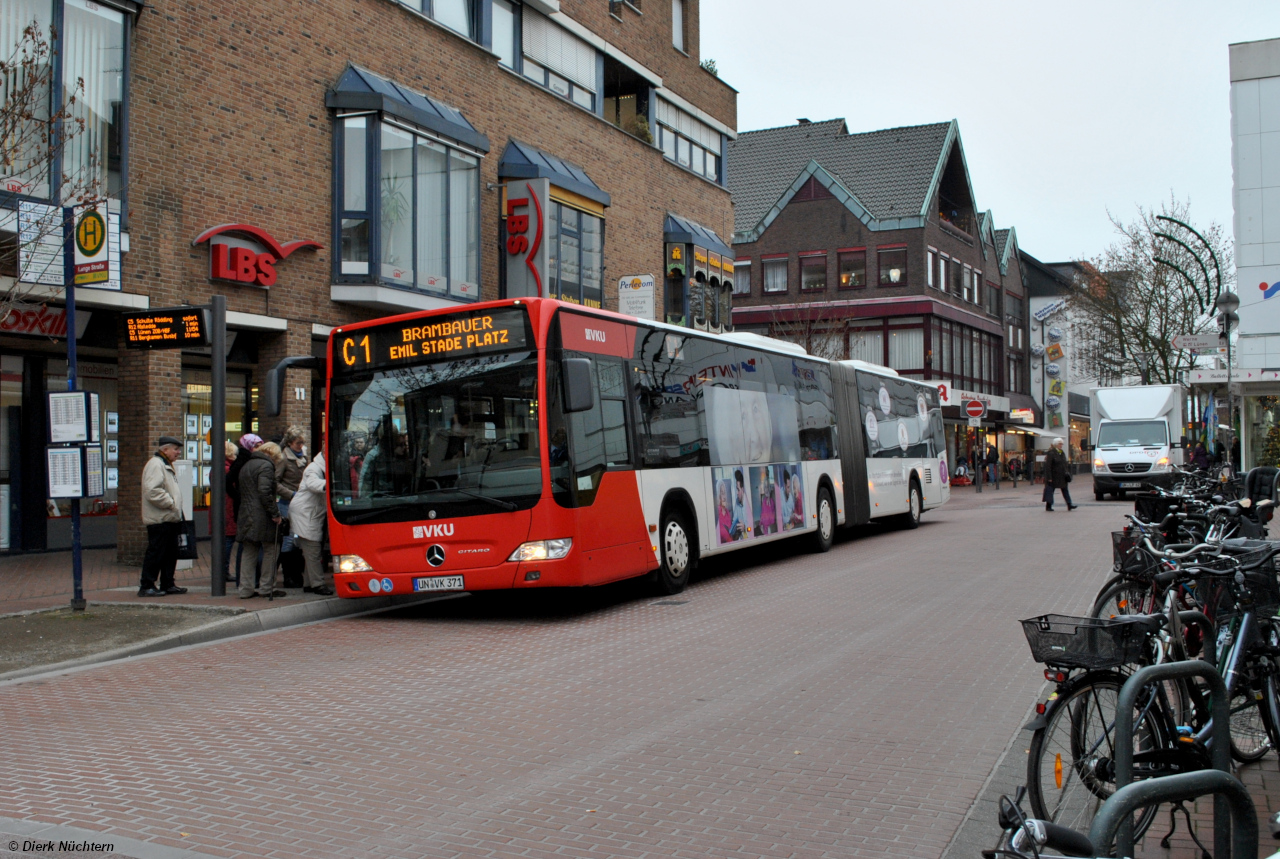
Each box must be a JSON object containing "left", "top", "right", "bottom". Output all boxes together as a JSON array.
[{"left": 656, "top": 510, "right": 695, "bottom": 594}]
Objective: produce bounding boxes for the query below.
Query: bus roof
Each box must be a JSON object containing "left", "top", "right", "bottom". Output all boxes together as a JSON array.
[{"left": 838, "top": 359, "right": 901, "bottom": 378}]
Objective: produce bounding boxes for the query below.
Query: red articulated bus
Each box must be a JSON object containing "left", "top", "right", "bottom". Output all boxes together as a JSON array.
[{"left": 323, "top": 297, "right": 948, "bottom": 598}]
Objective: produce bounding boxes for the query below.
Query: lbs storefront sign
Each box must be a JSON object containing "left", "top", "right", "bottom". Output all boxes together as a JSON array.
[
  {"left": 503, "top": 178, "right": 549, "bottom": 300},
  {"left": 193, "top": 224, "right": 322, "bottom": 287}
]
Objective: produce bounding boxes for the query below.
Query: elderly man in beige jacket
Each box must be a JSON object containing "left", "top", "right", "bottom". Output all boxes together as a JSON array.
[{"left": 140, "top": 436, "right": 189, "bottom": 597}]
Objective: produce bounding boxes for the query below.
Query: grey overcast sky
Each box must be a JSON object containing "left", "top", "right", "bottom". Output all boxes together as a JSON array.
[{"left": 700, "top": 1, "right": 1280, "bottom": 263}]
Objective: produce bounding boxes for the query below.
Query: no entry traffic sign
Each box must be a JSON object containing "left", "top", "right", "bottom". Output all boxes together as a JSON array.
[{"left": 964, "top": 399, "right": 987, "bottom": 419}]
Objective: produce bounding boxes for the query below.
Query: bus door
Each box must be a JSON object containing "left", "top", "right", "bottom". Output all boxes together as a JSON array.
[
  {"left": 550, "top": 313, "right": 651, "bottom": 582},
  {"left": 831, "top": 363, "right": 869, "bottom": 525}
]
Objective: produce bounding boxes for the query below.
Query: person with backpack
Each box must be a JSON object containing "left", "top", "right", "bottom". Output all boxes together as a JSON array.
[{"left": 985, "top": 443, "right": 1000, "bottom": 490}]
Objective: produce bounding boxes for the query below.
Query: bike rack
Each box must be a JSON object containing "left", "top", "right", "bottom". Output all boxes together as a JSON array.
[
  {"left": 1179, "top": 609, "right": 1216, "bottom": 664},
  {"left": 1089, "top": 769, "right": 1257, "bottom": 859},
  {"left": 1113, "top": 660, "right": 1234, "bottom": 857}
]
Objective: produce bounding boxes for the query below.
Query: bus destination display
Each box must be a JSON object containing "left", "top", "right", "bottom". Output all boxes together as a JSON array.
[
  {"left": 335, "top": 307, "right": 530, "bottom": 372},
  {"left": 124, "top": 308, "right": 210, "bottom": 349}
]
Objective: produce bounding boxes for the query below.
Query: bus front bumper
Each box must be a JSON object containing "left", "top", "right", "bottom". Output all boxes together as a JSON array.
[{"left": 334, "top": 558, "right": 591, "bottom": 597}]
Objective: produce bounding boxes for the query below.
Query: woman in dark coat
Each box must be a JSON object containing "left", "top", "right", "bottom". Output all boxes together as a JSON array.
[
  {"left": 1043, "top": 438, "right": 1076, "bottom": 512},
  {"left": 236, "top": 441, "right": 285, "bottom": 598}
]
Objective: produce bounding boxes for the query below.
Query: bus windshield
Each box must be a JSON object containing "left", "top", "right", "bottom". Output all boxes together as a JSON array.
[
  {"left": 329, "top": 351, "right": 541, "bottom": 524},
  {"left": 1096, "top": 420, "right": 1168, "bottom": 447}
]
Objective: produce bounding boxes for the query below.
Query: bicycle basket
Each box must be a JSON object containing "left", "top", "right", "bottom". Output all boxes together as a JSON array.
[
  {"left": 1020, "top": 614, "right": 1152, "bottom": 669},
  {"left": 1134, "top": 492, "right": 1183, "bottom": 524},
  {"left": 1195, "top": 567, "right": 1280, "bottom": 622},
  {"left": 1112, "top": 530, "right": 1160, "bottom": 577}
]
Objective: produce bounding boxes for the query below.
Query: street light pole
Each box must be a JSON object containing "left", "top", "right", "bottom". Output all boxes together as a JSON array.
[{"left": 1216, "top": 292, "right": 1240, "bottom": 472}]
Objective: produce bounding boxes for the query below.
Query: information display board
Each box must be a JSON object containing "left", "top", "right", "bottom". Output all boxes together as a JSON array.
[
  {"left": 124, "top": 308, "right": 210, "bottom": 349},
  {"left": 332, "top": 306, "right": 531, "bottom": 374},
  {"left": 46, "top": 445, "right": 104, "bottom": 499},
  {"left": 47, "top": 391, "right": 99, "bottom": 443}
]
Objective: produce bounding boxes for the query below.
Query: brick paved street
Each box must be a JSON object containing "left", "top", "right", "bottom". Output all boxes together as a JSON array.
[{"left": 0, "top": 487, "right": 1261, "bottom": 858}]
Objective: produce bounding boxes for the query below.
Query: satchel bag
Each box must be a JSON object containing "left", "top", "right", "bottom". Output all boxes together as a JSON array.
[{"left": 175, "top": 518, "right": 199, "bottom": 560}]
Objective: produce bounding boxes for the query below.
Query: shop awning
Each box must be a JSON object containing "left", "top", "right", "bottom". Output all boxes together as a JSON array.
[
  {"left": 326, "top": 65, "right": 490, "bottom": 154},
  {"left": 498, "top": 140, "right": 611, "bottom": 207},
  {"left": 1012, "top": 426, "right": 1057, "bottom": 437},
  {"left": 664, "top": 213, "right": 734, "bottom": 260}
]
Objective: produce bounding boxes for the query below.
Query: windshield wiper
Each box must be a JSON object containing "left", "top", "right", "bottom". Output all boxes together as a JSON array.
[{"left": 418, "top": 484, "right": 519, "bottom": 511}]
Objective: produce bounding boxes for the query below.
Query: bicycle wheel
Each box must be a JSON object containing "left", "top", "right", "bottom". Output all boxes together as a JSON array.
[
  {"left": 1027, "top": 671, "right": 1165, "bottom": 842},
  {"left": 1255, "top": 618, "right": 1280, "bottom": 755},
  {"left": 1090, "top": 578, "right": 1150, "bottom": 619}
]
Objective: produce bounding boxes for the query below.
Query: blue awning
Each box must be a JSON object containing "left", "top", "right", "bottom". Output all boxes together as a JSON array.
[
  {"left": 664, "top": 213, "right": 734, "bottom": 260},
  {"left": 497, "top": 140, "right": 611, "bottom": 208},
  {"left": 326, "top": 65, "right": 490, "bottom": 154}
]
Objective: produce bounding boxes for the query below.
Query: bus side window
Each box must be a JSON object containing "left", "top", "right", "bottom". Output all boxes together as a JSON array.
[{"left": 558, "top": 354, "right": 631, "bottom": 507}]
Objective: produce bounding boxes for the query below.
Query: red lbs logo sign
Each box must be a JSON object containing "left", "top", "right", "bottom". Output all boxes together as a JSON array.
[{"left": 193, "top": 224, "right": 322, "bottom": 288}]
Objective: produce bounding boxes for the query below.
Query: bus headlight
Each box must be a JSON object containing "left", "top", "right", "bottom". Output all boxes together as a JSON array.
[
  {"left": 336, "top": 554, "right": 373, "bottom": 574},
  {"left": 508, "top": 539, "right": 573, "bottom": 562}
]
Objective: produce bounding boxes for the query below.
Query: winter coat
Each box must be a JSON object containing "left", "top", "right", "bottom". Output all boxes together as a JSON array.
[
  {"left": 141, "top": 452, "right": 182, "bottom": 525},
  {"left": 276, "top": 445, "right": 307, "bottom": 501},
  {"left": 1045, "top": 448, "right": 1070, "bottom": 487},
  {"left": 227, "top": 445, "right": 253, "bottom": 519},
  {"left": 289, "top": 453, "right": 328, "bottom": 542},
  {"left": 236, "top": 450, "right": 280, "bottom": 544}
]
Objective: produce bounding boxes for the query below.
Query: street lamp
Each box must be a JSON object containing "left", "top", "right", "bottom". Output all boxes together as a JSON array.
[{"left": 1216, "top": 291, "right": 1240, "bottom": 472}]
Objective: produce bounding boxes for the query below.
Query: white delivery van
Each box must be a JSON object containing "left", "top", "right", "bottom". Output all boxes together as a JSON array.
[{"left": 1089, "top": 384, "right": 1185, "bottom": 500}]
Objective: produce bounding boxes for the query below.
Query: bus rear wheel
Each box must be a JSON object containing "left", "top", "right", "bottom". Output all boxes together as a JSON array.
[
  {"left": 899, "top": 480, "right": 922, "bottom": 530},
  {"left": 656, "top": 510, "right": 695, "bottom": 594},
  {"left": 811, "top": 486, "right": 835, "bottom": 553}
]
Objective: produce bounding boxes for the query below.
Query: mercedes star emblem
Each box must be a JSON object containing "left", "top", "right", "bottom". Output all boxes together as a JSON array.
[
  {"left": 426, "top": 545, "right": 446, "bottom": 567},
  {"left": 1124, "top": 463, "right": 1135, "bottom": 473}
]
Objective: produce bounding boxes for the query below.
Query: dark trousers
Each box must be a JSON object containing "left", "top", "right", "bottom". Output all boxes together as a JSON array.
[
  {"left": 141, "top": 522, "right": 180, "bottom": 590},
  {"left": 1043, "top": 483, "right": 1073, "bottom": 509}
]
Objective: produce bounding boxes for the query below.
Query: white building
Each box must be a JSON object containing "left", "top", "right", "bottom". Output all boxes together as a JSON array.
[{"left": 1225, "top": 37, "right": 1280, "bottom": 469}]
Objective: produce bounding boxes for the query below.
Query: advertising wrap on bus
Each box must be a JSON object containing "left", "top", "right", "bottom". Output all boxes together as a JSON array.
[{"left": 324, "top": 299, "right": 948, "bottom": 599}]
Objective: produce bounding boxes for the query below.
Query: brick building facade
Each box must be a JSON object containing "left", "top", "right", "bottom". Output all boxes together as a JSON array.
[
  {"left": 0, "top": 0, "right": 736, "bottom": 559},
  {"left": 726, "top": 118, "right": 1037, "bottom": 471}
]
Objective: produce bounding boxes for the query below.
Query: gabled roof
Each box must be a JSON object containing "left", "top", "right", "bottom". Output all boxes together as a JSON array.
[
  {"left": 326, "top": 65, "right": 489, "bottom": 153},
  {"left": 664, "top": 213, "right": 733, "bottom": 259},
  {"left": 497, "top": 140, "right": 610, "bottom": 207},
  {"left": 995, "top": 227, "right": 1019, "bottom": 275},
  {"left": 727, "top": 119, "right": 968, "bottom": 242},
  {"left": 978, "top": 211, "right": 997, "bottom": 261}
]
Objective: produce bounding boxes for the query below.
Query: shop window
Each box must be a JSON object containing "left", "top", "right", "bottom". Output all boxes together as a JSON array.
[
  {"left": 762, "top": 258, "right": 788, "bottom": 293},
  {"left": 838, "top": 250, "right": 865, "bottom": 289},
  {"left": 877, "top": 247, "right": 907, "bottom": 286},
  {"left": 547, "top": 203, "right": 604, "bottom": 308},
  {"left": 888, "top": 327, "right": 923, "bottom": 371},
  {"left": 848, "top": 324, "right": 883, "bottom": 364},
  {"left": 335, "top": 113, "right": 481, "bottom": 299},
  {"left": 182, "top": 369, "right": 251, "bottom": 511},
  {"left": 732, "top": 260, "right": 751, "bottom": 295},
  {"left": 602, "top": 55, "right": 651, "bottom": 140},
  {"left": 800, "top": 254, "right": 827, "bottom": 291},
  {"left": 523, "top": 9, "right": 597, "bottom": 111}
]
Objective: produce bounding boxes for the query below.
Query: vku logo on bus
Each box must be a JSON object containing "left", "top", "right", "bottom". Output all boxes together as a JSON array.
[{"left": 413, "top": 523, "right": 455, "bottom": 539}]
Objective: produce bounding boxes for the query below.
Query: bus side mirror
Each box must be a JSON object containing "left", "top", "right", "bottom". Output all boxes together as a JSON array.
[
  {"left": 562, "top": 358, "right": 594, "bottom": 413},
  {"left": 264, "top": 355, "right": 323, "bottom": 416}
]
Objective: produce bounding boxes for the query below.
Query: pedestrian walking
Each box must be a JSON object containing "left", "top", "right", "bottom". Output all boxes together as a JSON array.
[
  {"left": 139, "top": 436, "right": 189, "bottom": 597},
  {"left": 1191, "top": 441, "right": 1210, "bottom": 471},
  {"left": 1043, "top": 438, "right": 1077, "bottom": 512},
  {"left": 985, "top": 443, "right": 1000, "bottom": 490},
  {"left": 289, "top": 451, "right": 333, "bottom": 595},
  {"left": 236, "top": 440, "right": 286, "bottom": 599}
]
